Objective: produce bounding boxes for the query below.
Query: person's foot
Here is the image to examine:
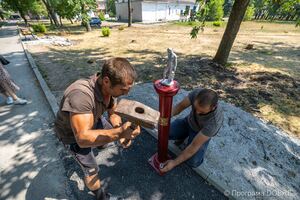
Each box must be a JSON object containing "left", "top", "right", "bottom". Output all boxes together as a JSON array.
[
  {"left": 14, "top": 98, "right": 27, "bottom": 105},
  {"left": 6, "top": 96, "right": 13, "bottom": 105},
  {"left": 93, "top": 188, "right": 123, "bottom": 200}
]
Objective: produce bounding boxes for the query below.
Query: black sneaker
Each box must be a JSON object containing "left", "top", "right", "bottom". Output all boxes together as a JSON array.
[{"left": 93, "top": 188, "right": 123, "bottom": 200}]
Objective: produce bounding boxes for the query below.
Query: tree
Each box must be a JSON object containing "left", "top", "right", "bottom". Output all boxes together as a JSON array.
[
  {"left": 0, "top": 5, "right": 9, "bottom": 20},
  {"left": 223, "top": 0, "right": 234, "bottom": 16},
  {"left": 252, "top": 0, "right": 299, "bottom": 21},
  {"left": 207, "top": 0, "right": 225, "bottom": 21},
  {"left": 79, "top": 0, "right": 96, "bottom": 32},
  {"left": 41, "top": 0, "right": 60, "bottom": 26},
  {"left": 54, "top": 0, "right": 80, "bottom": 24},
  {"left": 107, "top": 0, "right": 116, "bottom": 17},
  {"left": 128, "top": 0, "right": 132, "bottom": 27},
  {"left": 30, "top": 1, "right": 48, "bottom": 20},
  {"left": 213, "top": 0, "right": 250, "bottom": 65},
  {"left": 244, "top": 3, "right": 254, "bottom": 20},
  {"left": 1, "top": 0, "right": 36, "bottom": 25}
]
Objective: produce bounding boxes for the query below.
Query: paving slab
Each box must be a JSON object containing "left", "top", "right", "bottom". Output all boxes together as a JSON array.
[{"left": 124, "top": 83, "right": 300, "bottom": 200}]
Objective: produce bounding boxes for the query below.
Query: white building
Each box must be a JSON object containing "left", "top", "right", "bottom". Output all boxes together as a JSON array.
[{"left": 115, "top": 0, "right": 197, "bottom": 23}]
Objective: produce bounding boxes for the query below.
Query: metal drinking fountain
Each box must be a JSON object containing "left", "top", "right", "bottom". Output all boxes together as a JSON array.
[{"left": 148, "top": 48, "right": 180, "bottom": 175}]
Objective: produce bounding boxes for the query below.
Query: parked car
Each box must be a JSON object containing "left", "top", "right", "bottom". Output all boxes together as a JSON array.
[{"left": 89, "top": 17, "right": 101, "bottom": 27}]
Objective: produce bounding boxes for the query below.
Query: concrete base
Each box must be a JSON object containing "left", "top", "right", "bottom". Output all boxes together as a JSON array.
[{"left": 125, "top": 83, "right": 300, "bottom": 200}]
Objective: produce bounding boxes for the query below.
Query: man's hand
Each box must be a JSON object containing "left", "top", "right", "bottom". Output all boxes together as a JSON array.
[
  {"left": 120, "top": 122, "right": 141, "bottom": 140},
  {"left": 160, "top": 160, "right": 176, "bottom": 173},
  {"left": 119, "top": 138, "right": 132, "bottom": 148}
]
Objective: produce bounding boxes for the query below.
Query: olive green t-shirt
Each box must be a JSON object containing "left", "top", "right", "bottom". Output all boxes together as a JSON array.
[
  {"left": 54, "top": 74, "right": 115, "bottom": 144},
  {"left": 187, "top": 88, "right": 223, "bottom": 137}
]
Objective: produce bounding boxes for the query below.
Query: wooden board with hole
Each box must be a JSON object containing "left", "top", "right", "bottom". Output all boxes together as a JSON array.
[{"left": 115, "top": 99, "right": 160, "bottom": 129}]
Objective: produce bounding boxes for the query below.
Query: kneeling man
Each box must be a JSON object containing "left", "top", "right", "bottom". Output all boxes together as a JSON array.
[{"left": 161, "top": 88, "right": 223, "bottom": 173}]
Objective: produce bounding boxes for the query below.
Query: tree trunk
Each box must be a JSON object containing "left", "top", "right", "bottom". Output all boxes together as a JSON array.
[
  {"left": 15, "top": 3, "right": 28, "bottom": 26},
  {"left": 213, "top": 0, "right": 250, "bottom": 65},
  {"left": 69, "top": 18, "right": 74, "bottom": 24},
  {"left": 80, "top": 3, "right": 91, "bottom": 32},
  {"left": 20, "top": 13, "right": 28, "bottom": 26},
  {"left": 42, "top": 0, "right": 59, "bottom": 27},
  {"left": 128, "top": 0, "right": 132, "bottom": 27},
  {"left": 59, "top": 16, "right": 63, "bottom": 26},
  {"left": 49, "top": 14, "right": 53, "bottom": 25},
  {"left": 85, "top": 22, "right": 91, "bottom": 31}
]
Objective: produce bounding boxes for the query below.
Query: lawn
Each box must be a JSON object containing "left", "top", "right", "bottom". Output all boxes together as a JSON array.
[{"left": 26, "top": 20, "right": 300, "bottom": 137}]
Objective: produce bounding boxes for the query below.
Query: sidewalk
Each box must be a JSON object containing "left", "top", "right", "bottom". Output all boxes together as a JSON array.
[{"left": 0, "top": 25, "right": 73, "bottom": 200}]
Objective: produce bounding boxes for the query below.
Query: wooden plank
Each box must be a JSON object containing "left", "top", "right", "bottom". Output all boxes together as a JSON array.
[{"left": 115, "top": 99, "right": 160, "bottom": 129}]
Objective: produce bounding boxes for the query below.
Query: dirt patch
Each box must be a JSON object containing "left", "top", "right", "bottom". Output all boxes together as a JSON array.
[
  {"left": 153, "top": 57, "right": 300, "bottom": 137},
  {"left": 26, "top": 21, "right": 300, "bottom": 137}
]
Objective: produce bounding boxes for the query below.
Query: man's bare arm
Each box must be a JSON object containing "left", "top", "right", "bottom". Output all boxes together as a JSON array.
[
  {"left": 108, "top": 103, "right": 122, "bottom": 128},
  {"left": 173, "top": 133, "right": 210, "bottom": 166},
  {"left": 70, "top": 113, "right": 131, "bottom": 148},
  {"left": 172, "top": 96, "right": 191, "bottom": 117}
]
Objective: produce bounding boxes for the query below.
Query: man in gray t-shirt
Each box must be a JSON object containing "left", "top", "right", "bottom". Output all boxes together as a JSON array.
[{"left": 161, "top": 88, "right": 223, "bottom": 173}]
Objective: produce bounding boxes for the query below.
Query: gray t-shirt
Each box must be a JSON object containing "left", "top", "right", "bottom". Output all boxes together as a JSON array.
[{"left": 187, "top": 89, "right": 223, "bottom": 137}]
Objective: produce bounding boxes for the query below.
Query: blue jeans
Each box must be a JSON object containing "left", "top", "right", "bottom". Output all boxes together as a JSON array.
[{"left": 169, "top": 117, "right": 211, "bottom": 168}]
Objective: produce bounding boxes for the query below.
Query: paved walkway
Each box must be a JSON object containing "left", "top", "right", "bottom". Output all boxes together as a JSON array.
[{"left": 0, "top": 24, "right": 72, "bottom": 200}]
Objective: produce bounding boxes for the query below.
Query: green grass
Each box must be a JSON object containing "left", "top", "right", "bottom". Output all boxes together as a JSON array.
[
  {"left": 172, "top": 21, "right": 227, "bottom": 28},
  {"left": 254, "top": 20, "right": 298, "bottom": 25}
]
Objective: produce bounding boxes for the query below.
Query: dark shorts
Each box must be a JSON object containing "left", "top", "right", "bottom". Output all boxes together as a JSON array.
[{"left": 66, "top": 116, "right": 112, "bottom": 177}]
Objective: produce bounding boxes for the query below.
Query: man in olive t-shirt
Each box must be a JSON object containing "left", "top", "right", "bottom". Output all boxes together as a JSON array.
[
  {"left": 55, "top": 58, "right": 140, "bottom": 200},
  {"left": 161, "top": 88, "right": 223, "bottom": 173}
]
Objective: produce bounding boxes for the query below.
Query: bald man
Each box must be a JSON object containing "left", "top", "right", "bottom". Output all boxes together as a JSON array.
[{"left": 161, "top": 88, "right": 224, "bottom": 172}]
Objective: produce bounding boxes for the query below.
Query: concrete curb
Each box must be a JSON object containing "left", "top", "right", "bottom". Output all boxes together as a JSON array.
[
  {"left": 18, "top": 27, "right": 78, "bottom": 199},
  {"left": 18, "top": 28, "right": 59, "bottom": 115},
  {"left": 18, "top": 29, "right": 234, "bottom": 199}
]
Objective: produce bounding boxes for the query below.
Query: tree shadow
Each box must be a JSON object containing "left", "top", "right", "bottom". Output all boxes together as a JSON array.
[
  {"left": 0, "top": 49, "right": 71, "bottom": 199},
  {"left": 27, "top": 45, "right": 300, "bottom": 135}
]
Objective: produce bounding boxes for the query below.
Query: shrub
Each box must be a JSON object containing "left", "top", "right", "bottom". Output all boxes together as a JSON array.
[
  {"left": 99, "top": 11, "right": 105, "bottom": 21},
  {"left": 207, "top": 0, "right": 224, "bottom": 21},
  {"left": 101, "top": 27, "right": 110, "bottom": 37},
  {"left": 109, "top": 11, "right": 116, "bottom": 17},
  {"left": 213, "top": 21, "right": 222, "bottom": 27},
  {"left": 32, "top": 23, "right": 47, "bottom": 33},
  {"left": 244, "top": 5, "right": 255, "bottom": 21},
  {"left": 118, "top": 26, "right": 125, "bottom": 31}
]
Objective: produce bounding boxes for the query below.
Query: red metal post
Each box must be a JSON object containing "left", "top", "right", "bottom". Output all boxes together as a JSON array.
[{"left": 148, "top": 79, "right": 180, "bottom": 175}]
